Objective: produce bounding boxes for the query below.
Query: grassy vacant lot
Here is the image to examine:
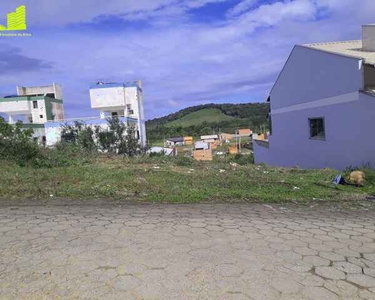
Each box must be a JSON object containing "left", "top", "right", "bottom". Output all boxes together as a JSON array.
[
  {"left": 166, "top": 108, "right": 234, "bottom": 128},
  {"left": 1, "top": 156, "right": 375, "bottom": 204}
]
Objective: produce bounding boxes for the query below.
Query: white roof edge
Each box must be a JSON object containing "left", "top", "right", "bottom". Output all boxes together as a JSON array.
[
  {"left": 299, "top": 43, "right": 364, "bottom": 61},
  {"left": 303, "top": 40, "right": 361, "bottom": 47}
]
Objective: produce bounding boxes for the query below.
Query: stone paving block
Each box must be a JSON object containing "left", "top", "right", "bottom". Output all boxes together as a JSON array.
[
  {"left": 302, "top": 286, "right": 339, "bottom": 300},
  {"left": 315, "top": 267, "right": 346, "bottom": 280},
  {"left": 1, "top": 203, "right": 375, "bottom": 299},
  {"left": 347, "top": 274, "right": 375, "bottom": 288},
  {"left": 333, "top": 261, "right": 362, "bottom": 274},
  {"left": 303, "top": 255, "right": 330, "bottom": 267}
]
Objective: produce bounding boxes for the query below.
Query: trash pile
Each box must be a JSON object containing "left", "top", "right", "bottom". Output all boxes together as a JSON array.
[{"left": 333, "top": 171, "right": 366, "bottom": 187}]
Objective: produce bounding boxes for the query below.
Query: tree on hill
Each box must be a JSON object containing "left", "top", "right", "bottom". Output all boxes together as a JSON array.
[{"left": 146, "top": 102, "right": 270, "bottom": 142}]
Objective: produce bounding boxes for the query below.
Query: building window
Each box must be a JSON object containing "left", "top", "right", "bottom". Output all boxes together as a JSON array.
[
  {"left": 129, "top": 110, "right": 134, "bottom": 115},
  {"left": 40, "top": 115, "right": 44, "bottom": 119},
  {"left": 33, "top": 101, "right": 38, "bottom": 109},
  {"left": 309, "top": 118, "right": 325, "bottom": 140}
]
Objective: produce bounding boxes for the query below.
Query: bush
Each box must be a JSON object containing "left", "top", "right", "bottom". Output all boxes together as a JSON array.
[
  {"left": 61, "top": 121, "right": 97, "bottom": 151},
  {"left": 231, "top": 153, "right": 254, "bottom": 165},
  {"left": 61, "top": 118, "right": 141, "bottom": 156},
  {"left": 0, "top": 117, "right": 41, "bottom": 166},
  {"left": 149, "top": 151, "right": 166, "bottom": 158},
  {"left": 30, "top": 143, "right": 95, "bottom": 168},
  {"left": 173, "top": 156, "right": 194, "bottom": 167},
  {"left": 0, "top": 116, "right": 143, "bottom": 168}
]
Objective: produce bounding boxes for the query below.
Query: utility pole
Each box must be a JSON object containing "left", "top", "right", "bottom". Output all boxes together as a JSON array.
[{"left": 239, "top": 133, "right": 242, "bottom": 153}]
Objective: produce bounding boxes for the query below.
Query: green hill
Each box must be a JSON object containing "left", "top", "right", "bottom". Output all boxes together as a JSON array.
[
  {"left": 146, "top": 103, "right": 269, "bottom": 142},
  {"left": 166, "top": 108, "right": 235, "bottom": 128}
]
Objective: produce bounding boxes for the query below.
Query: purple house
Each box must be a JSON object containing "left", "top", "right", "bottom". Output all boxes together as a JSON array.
[{"left": 254, "top": 25, "right": 375, "bottom": 170}]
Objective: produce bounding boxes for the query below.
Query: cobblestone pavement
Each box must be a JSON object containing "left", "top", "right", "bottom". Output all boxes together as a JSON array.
[{"left": 1, "top": 202, "right": 375, "bottom": 299}]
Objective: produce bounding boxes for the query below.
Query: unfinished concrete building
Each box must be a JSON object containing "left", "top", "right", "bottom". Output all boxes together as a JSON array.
[
  {"left": 89, "top": 81, "right": 146, "bottom": 147},
  {"left": 0, "top": 83, "right": 64, "bottom": 144},
  {"left": 0, "top": 81, "right": 147, "bottom": 148}
]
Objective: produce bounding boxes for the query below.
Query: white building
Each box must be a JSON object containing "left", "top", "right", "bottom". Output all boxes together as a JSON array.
[
  {"left": 89, "top": 81, "right": 146, "bottom": 147},
  {"left": 0, "top": 83, "right": 64, "bottom": 144},
  {"left": 254, "top": 25, "right": 375, "bottom": 170},
  {"left": 165, "top": 137, "right": 184, "bottom": 147},
  {"left": 194, "top": 141, "right": 210, "bottom": 150},
  {"left": 0, "top": 81, "right": 147, "bottom": 148},
  {"left": 149, "top": 147, "right": 175, "bottom": 156},
  {"left": 201, "top": 135, "right": 220, "bottom": 141}
]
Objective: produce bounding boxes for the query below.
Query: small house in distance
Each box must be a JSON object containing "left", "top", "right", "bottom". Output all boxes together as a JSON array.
[
  {"left": 238, "top": 128, "right": 252, "bottom": 137},
  {"left": 201, "top": 134, "right": 221, "bottom": 150},
  {"left": 193, "top": 149, "right": 213, "bottom": 161},
  {"left": 254, "top": 25, "right": 375, "bottom": 170},
  {"left": 193, "top": 140, "right": 212, "bottom": 161},
  {"left": 149, "top": 147, "right": 175, "bottom": 156},
  {"left": 194, "top": 141, "right": 210, "bottom": 151},
  {"left": 184, "top": 136, "right": 193, "bottom": 145},
  {"left": 221, "top": 133, "right": 234, "bottom": 142},
  {"left": 165, "top": 137, "right": 184, "bottom": 147},
  {"left": 201, "top": 134, "right": 220, "bottom": 142}
]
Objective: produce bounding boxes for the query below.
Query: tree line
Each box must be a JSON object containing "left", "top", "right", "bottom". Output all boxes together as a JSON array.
[{"left": 146, "top": 102, "right": 270, "bottom": 142}]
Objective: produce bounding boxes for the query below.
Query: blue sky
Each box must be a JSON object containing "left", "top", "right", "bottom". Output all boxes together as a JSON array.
[{"left": 0, "top": 0, "right": 374, "bottom": 119}]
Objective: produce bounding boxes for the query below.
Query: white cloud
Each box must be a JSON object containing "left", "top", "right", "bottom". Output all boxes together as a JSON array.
[
  {"left": 185, "top": 0, "right": 227, "bottom": 9},
  {"left": 236, "top": 0, "right": 317, "bottom": 28},
  {"left": 226, "top": 0, "right": 259, "bottom": 17},
  {"left": 0, "top": 0, "right": 229, "bottom": 26},
  {"left": 0, "top": 0, "right": 182, "bottom": 26}
]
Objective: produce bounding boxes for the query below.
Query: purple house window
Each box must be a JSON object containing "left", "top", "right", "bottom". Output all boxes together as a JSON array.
[{"left": 309, "top": 118, "right": 325, "bottom": 140}]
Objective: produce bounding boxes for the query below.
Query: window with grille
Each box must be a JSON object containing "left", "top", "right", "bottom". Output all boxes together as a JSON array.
[{"left": 309, "top": 118, "right": 325, "bottom": 140}]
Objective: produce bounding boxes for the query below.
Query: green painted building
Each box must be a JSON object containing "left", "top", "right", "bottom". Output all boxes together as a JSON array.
[{"left": 0, "top": 83, "right": 64, "bottom": 144}]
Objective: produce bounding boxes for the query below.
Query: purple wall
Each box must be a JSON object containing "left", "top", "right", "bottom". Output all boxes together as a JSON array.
[
  {"left": 255, "top": 46, "right": 375, "bottom": 170},
  {"left": 271, "top": 46, "right": 362, "bottom": 110}
]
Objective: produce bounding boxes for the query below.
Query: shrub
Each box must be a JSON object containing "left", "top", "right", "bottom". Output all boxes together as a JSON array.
[
  {"left": 149, "top": 151, "right": 166, "bottom": 158},
  {"left": 0, "top": 117, "right": 41, "bottom": 166},
  {"left": 173, "top": 156, "right": 194, "bottom": 167},
  {"left": 30, "top": 143, "right": 95, "bottom": 169},
  {"left": 61, "top": 121, "right": 97, "bottom": 151},
  {"left": 231, "top": 153, "right": 254, "bottom": 165},
  {"left": 61, "top": 118, "right": 141, "bottom": 156}
]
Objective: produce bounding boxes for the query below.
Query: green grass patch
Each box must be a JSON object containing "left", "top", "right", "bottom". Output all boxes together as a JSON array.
[{"left": 1, "top": 157, "right": 375, "bottom": 204}]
